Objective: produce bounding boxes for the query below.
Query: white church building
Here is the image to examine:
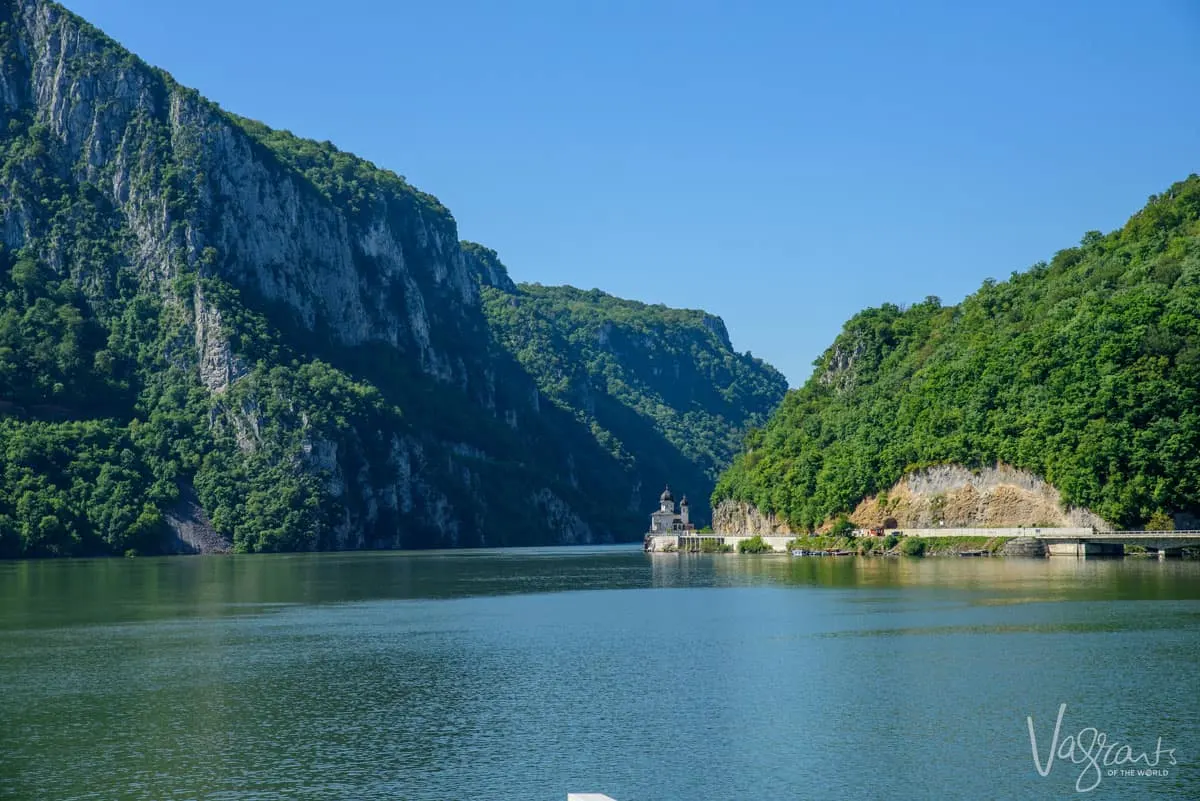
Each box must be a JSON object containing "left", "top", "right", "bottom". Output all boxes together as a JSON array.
[{"left": 648, "top": 485, "right": 694, "bottom": 534}]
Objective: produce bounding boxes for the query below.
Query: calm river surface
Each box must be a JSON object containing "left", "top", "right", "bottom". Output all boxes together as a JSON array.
[{"left": 1, "top": 547, "right": 1198, "bottom": 800}]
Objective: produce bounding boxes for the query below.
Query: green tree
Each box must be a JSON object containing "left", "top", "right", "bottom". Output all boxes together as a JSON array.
[
  {"left": 737, "top": 535, "right": 773, "bottom": 554},
  {"left": 714, "top": 175, "right": 1200, "bottom": 532}
]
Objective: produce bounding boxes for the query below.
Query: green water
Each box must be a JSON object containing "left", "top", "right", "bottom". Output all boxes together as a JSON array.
[{"left": 1, "top": 547, "right": 1197, "bottom": 800}]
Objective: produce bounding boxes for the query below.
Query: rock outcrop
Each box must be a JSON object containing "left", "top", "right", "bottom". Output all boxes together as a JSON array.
[
  {"left": 712, "top": 500, "right": 795, "bottom": 536},
  {"left": 0, "top": 0, "right": 786, "bottom": 556},
  {"left": 848, "top": 465, "right": 1112, "bottom": 530},
  {"left": 162, "top": 487, "right": 231, "bottom": 554},
  {"left": 713, "top": 177, "right": 1200, "bottom": 532},
  {"left": 714, "top": 464, "right": 1112, "bottom": 537}
]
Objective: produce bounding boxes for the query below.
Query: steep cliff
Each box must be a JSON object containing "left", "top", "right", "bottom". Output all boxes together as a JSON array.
[
  {"left": 714, "top": 176, "right": 1200, "bottom": 533},
  {"left": 474, "top": 254, "right": 787, "bottom": 525},
  {"left": 0, "top": 0, "right": 784, "bottom": 557}
]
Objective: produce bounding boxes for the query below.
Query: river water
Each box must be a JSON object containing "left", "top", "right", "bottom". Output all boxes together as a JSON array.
[{"left": 1, "top": 547, "right": 1197, "bottom": 800}]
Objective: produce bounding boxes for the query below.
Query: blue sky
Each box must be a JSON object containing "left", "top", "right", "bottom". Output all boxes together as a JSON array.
[{"left": 64, "top": 0, "right": 1200, "bottom": 385}]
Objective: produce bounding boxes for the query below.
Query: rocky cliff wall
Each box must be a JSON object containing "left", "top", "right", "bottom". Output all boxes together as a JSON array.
[
  {"left": 714, "top": 464, "right": 1112, "bottom": 536},
  {"left": 0, "top": 0, "right": 587, "bottom": 550},
  {"left": 847, "top": 464, "right": 1112, "bottom": 530},
  {"left": 4, "top": 0, "right": 485, "bottom": 390},
  {"left": 0, "top": 0, "right": 785, "bottom": 554},
  {"left": 712, "top": 500, "right": 795, "bottom": 536}
]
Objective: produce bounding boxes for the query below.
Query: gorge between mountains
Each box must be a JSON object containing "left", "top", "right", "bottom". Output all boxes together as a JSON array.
[
  {"left": 2, "top": 0, "right": 1200, "bottom": 560},
  {"left": 0, "top": 0, "right": 786, "bottom": 557},
  {"left": 3, "top": 5, "right": 1200, "bottom": 801}
]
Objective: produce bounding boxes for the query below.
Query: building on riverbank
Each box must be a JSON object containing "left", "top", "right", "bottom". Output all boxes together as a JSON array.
[{"left": 648, "top": 486, "right": 694, "bottom": 534}]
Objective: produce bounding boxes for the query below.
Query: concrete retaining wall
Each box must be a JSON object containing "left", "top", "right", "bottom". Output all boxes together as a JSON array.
[
  {"left": 644, "top": 534, "right": 794, "bottom": 553},
  {"left": 863, "top": 527, "right": 1094, "bottom": 538}
]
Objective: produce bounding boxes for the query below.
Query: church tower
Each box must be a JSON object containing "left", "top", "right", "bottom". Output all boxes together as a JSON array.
[
  {"left": 680, "top": 495, "right": 689, "bottom": 527},
  {"left": 659, "top": 485, "right": 675, "bottom": 513},
  {"left": 649, "top": 485, "right": 680, "bottom": 533}
]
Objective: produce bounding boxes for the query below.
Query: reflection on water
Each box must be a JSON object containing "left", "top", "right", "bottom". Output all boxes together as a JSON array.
[{"left": 1, "top": 547, "right": 1197, "bottom": 800}]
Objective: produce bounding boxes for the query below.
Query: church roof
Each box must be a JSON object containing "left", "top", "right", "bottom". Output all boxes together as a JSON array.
[{"left": 660, "top": 485, "right": 673, "bottom": 502}]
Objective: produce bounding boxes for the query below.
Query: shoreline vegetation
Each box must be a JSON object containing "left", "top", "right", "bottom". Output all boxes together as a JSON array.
[
  {"left": 656, "top": 533, "right": 1016, "bottom": 556},
  {"left": 785, "top": 535, "right": 1011, "bottom": 556},
  {"left": 661, "top": 534, "right": 1199, "bottom": 558},
  {"left": 711, "top": 177, "right": 1200, "bottom": 536}
]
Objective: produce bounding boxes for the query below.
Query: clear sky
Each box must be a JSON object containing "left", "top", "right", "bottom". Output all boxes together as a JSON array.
[{"left": 63, "top": 0, "right": 1200, "bottom": 385}]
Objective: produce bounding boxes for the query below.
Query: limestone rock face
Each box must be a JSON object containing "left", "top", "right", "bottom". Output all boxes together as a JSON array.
[
  {"left": 712, "top": 499, "right": 795, "bottom": 536},
  {"left": 848, "top": 465, "right": 1112, "bottom": 530},
  {"left": 0, "top": 0, "right": 786, "bottom": 553},
  {"left": 0, "top": 0, "right": 566, "bottom": 548},
  {"left": 461, "top": 241, "right": 516, "bottom": 293},
  {"left": 530, "top": 488, "right": 595, "bottom": 545},
  {"left": 714, "top": 464, "right": 1111, "bottom": 538},
  {"left": 162, "top": 486, "right": 230, "bottom": 554},
  {"left": 4, "top": 0, "right": 482, "bottom": 382}
]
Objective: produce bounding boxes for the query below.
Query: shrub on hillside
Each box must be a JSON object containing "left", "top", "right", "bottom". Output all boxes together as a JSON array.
[
  {"left": 738, "top": 535, "right": 773, "bottom": 554},
  {"left": 829, "top": 516, "right": 855, "bottom": 537}
]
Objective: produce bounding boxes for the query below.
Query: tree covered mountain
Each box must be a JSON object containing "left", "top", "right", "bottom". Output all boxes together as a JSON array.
[
  {"left": 0, "top": 0, "right": 785, "bottom": 557},
  {"left": 714, "top": 176, "right": 1200, "bottom": 532},
  {"left": 473, "top": 250, "right": 786, "bottom": 525}
]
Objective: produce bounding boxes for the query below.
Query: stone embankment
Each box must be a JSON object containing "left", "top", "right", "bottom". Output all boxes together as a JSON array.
[{"left": 999, "top": 537, "right": 1048, "bottom": 557}]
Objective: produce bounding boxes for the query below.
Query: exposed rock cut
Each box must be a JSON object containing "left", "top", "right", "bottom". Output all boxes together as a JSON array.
[
  {"left": 712, "top": 499, "right": 795, "bottom": 536},
  {"left": 848, "top": 464, "right": 1111, "bottom": 530}
]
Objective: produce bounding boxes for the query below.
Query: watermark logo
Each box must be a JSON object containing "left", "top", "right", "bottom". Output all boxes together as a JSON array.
[{"left": 1027, "top": 703, "right": 1177, "bottom": 793}]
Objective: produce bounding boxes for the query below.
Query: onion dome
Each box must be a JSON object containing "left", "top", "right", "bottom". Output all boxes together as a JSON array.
[
  {"left": 660, "top": 485, "right": 673, "bottom": 503},
  {"left": 680, "top": 495, "right": 689, "bottom": 506}
]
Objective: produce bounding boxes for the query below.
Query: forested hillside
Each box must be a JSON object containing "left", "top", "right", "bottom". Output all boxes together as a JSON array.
[
  {"left": 714, "top": 176, "right": 1200, "bottom": 531},
  {"left": 0, "top": 0, "right": 784, "bottom": 557},
  {"left": 475, "top": 254, "right": 786, "bottom": 524}
]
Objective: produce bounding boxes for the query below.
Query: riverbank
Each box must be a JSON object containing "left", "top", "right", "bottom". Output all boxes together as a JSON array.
[
  {"left": 644, "top": 531, "right": 1016, "bottom": 555},
  {"left": 649, "top": 530, "right": 1200, "bottom": 557},
  {"left": 785, "top": 535, "right": 1014, "bottom": 556}
]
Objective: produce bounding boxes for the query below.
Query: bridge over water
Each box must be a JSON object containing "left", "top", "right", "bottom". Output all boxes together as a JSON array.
[
  {"left": 1033, "top": 529, "right": 1200, "bottom": 557},
  {"left": 868, "top": 527, "right": 1200, "bottom": 557},
  {"left": 659, "top": 527, "right": 1200, "bottom": 556}
]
